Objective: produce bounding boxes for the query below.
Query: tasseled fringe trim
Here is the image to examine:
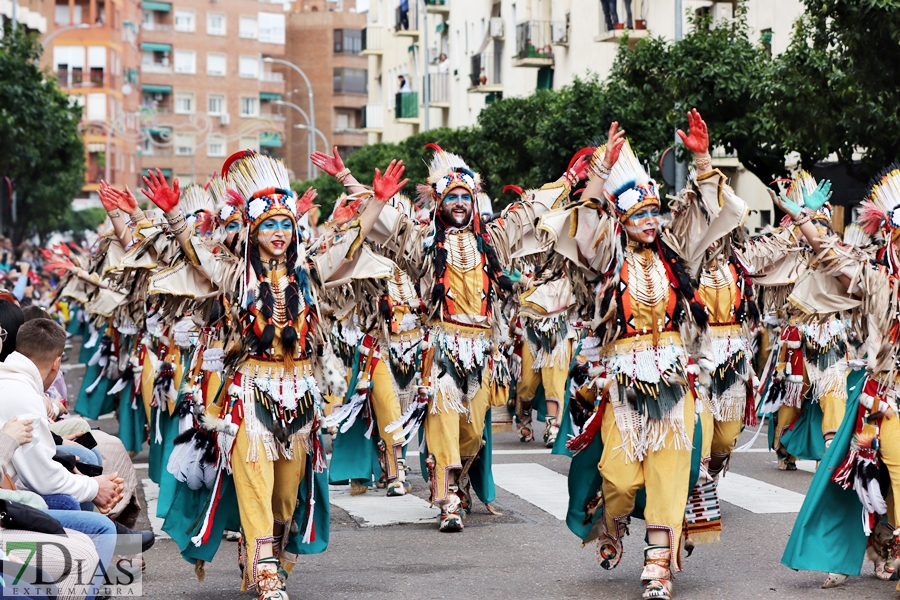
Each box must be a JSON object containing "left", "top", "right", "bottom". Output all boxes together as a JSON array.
[
  {"left": 525, "top": 337, "right": 570, "bottom": 370},
  {"left": 809, "top": 367, "right": 849, "bottom": 403},
  {"left": 385, "top": 394, "right": 429, "bottom": 446},
  {"left": 782, "top": 381, "right": 805, "bottom": 408},
  {"left": 201, "top": 348, "right": 225, "bottom": 372},
  {"left": 434, "top": 377, "right": 470, "bottom": 416},
  {"left": 706, "top": 381, "right": 747, "bottom": 423},
  {"left": 194, "top": 560, "right": 205, "bottom": 582}
]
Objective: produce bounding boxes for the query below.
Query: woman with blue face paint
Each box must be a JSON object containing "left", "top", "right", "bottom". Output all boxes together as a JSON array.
[
  {"left": 144, "top": 150, "right": 406, "bottom": 600},
  {"left": 537, "top": 110, "right": 749, "bottom": 600}
]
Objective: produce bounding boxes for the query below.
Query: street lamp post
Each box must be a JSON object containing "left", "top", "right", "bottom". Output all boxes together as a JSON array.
[
  {"left": 274, "top": 99, "right": 327, "bottom": 181},
  {"left": 293, "top": 124, "right": 328, "bottom": 152},
  {"left": 263, "top": 57, "right": 316, "bottom": 178},
  {"left": 42, "top": 23, "right": 96, "bottom": 48}
]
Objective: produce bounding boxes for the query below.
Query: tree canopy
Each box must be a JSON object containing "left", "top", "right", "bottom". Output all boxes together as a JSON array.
[{"left": 0, "top": 24, "right": 86, "bottom": 244}]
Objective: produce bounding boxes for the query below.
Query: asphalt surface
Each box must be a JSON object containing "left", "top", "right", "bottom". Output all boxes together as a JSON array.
[{"left": 63, "top": 336, "right": 894, "bottom": 600}]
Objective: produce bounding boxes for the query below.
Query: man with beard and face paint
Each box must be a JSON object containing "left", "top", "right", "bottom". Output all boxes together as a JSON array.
[
  {"left": 537, "top": 110, "right": 748, "bottom": 600},
  {"left": 316, "top": 144, "right": 576, "bottom": 531}
]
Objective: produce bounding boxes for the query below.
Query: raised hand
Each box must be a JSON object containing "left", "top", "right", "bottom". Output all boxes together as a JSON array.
[
  {"left": 372, "top": 160, "right": 409, "bottom": 201},
  {"left": 676, "top": 108, "right": 709, "bottom": 155},
  {"left": 570, "top": 155, "right": 591, "bottom": 183},
  {"left": 109, "top": 185, "right": 139, "bottom": 214},
  {"left": 768, "top": 188, "right": 802, "bottom": 220},
  {"left": 297, "top": 187, "right": 319, "bottom": 215},
  {"left": 602, "top": 122, "right": 627, "bottom": 169},
  {"left": 44, "top": 257, "right": 76, "bottom": 275},
  {"left": 803, "top": 180, "right": 832, "bottom": 212},
  {"left": 310, "top": 146, "right": 346, "bottom": 178},
  {"left": 332, "top": 197, "right": 364, "bottom": 225},
  {"left": 141, "top": 168, "right": 180, "bottom": 213},
  {"left": 98, "top": 180, "right": 118, "bottom": 211}
]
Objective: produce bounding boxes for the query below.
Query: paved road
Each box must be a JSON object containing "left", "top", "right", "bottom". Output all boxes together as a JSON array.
[{"left": 63, "top": 342, "right": 890, "bottom": 600}]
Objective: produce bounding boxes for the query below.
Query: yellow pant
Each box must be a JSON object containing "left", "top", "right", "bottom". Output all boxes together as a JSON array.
[
  {"left": 370, "top": 358, "right": 403, "bottom": 480},
  {"left": 232, "top": 423, "right": 306, "bottom": 591},
  {"left": 699, "top": 409, "right": 743, "bottom": 459},
  {"left": 819, "top": 388, "right": 846, "bottom": 437},
  {"left": 774, "top": 405, "right": 801, "bottom": 453},
  {"left": 517, "top": 339, "right": 569, "bottom": 417},
  {"left": 599, "top": 393, "right": 695, "bottom": 566}
]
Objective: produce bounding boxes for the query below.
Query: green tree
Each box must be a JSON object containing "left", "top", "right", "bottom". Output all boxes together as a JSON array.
[{"left": 0, "top": 24, "right": 86, "bottom": 244}]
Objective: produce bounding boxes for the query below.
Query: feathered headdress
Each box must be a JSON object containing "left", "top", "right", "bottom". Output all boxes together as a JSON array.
[
  {"left": 602, "top": 140, "right": 660, "bottom": 222},
  {"left": 419, "top": 143, "right": 481, "bottom": 206},
  {"left": 860, "top": 165, "right": 900, "bottom": 240},
  {"left": 207, "top": 172, "right": 243, "bottom": 229},
  {"left": 223, "top": 150, "right": 297, "bottom": 234},
  {"left": 842, "top": 223, "right": 873, "bottom": 248},
  {"left": 181, "top": 184, "right": 214, "bottom": 218}
]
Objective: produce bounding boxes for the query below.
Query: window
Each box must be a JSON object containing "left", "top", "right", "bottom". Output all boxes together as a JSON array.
[
  {"left": 174, "top": 50, "right": 196, "bottom": 74},
  {"left": 207, "top": 13, "right": 226, "bottom": 36},
  {"left": 239, "top": 56, "right": 259, "bottom": 79},
  {"left": 334, "top": 29, "right": 362, "bottom": 54},
  {"left": 258, "top": 13, "right": 286, "bottom": 44},
  {"left": 55, "top": 5, "right": 70, "bottom": 26},
  {"left": 207, "top": 53, "right": 226, "bottom": 76},
  {"left": 174, "top": 9, "right": 195, "bottom": 32},
  {"left": 333, "top": 68, "right": 367, "bottom": 94},
  {"left": 86, "top": 93, "right": 107, "bottom": 120},
  {"left": 175, "top": 92, "right": 195, "bottom": 114},
  {"left": 207, "top": 135, "right": 226, "bottom": 157},
  {"left": 208, "top": 94, "right": 225, "bottom": 115},
  {"left": 240, "top": 97, "right": 259, "bottom": 117},
  {"left": 239, "top": 16, "right": 258, "bottom": 39},
  {"left": 176, "top": 174, "right": 194, "bottom": 185},
  {"left": 174, "top": 134, "right": 195, "bottom": 156},
  {"left": 240, "top": 136, "right": 260, "bottom": 152}
]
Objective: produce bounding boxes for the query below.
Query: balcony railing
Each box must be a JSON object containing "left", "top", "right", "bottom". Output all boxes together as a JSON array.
[
  {"left": 430, "top": 72, "right": 450, "bottom": 103},
  {"left": 395, "top": 92, "right": 418, "bottom": 119},
  {"left": 142, "top": 62, "right": 173, "bottom": 74},
  {"left": 361, "top": 25, "right": 383, "bottom": 53},
  {"left": 364, "top": 103, "right": 384, "bottom": 129},
  {"left": 394, "top": 4, "right": 419, "bottom": 33},
  {"left": 260, "top": 71, "right": 284, "bottom": 82},
  {"left": 515, "top": 21, "right": 555, "bottom": 62},
  {"left": 260, "top": 112, "right": 287, "bottom": 122},
  {"left": 142, "top": 23, "right": 173, "bottom": 33},
  {"left": 56, "top": 70, "right": 117, "bottom": 90},
  {"left": 470, "top": 52, "right": 502, "bottom": 88}
]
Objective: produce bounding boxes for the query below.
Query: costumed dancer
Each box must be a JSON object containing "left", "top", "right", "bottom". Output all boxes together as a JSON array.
[
  {"left": 152, "top": 151, "right": 406, "bottom": 599},
  {"left": 540, "top": 112, "right": 746, "bottom": 600}
]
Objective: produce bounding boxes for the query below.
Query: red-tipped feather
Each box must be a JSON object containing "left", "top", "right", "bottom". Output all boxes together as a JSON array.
[
  {"left": 859, "top": 200, "right": 886, "bottom": 236},
  {"left": 204, "top": 172, "right": 218, "bottom": 191},
  {"left": 196, "top": 211, "right": 214, "bottom": 236},
  {"left": 567, "top": 147, "right": 596, "bottom": 173},
  {"left": 423, "top": 143, "right": 443, "bottom": 154},
  {"left": 221, "top": 150, "right": 256, "bottom": 180},
  {"left": 502, "top": 184, "right": 524, "bottom": 196},
  {"left": 225, "top": 188, "right": 245, "bottom": 207}
]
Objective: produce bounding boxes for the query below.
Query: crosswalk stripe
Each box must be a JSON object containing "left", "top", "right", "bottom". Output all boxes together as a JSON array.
[
  {"left": 140, "top": 479, "right": 171, "bottom": 540},
  {"left": 717, "top": 472, "right": 806, "bottom": 513},
  {"left": 329, "top": 485, "right": 439, "bottom": 526},
  {"left": 492, "top": 463, "right": 569, "bottom": 520}
]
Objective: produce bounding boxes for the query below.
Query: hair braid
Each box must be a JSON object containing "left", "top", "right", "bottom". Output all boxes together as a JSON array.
[{"left": 655, "top": 237, "right": 709, "bottom": 329}]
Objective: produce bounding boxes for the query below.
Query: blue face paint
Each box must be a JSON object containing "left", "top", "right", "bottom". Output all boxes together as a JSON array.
[
  {"left": 225, "top": 222, "right": 242, "bottom": 233},
  {"left": 629, "top": 207, "right": 660, "bottom": 222},
  {"left": 443, "top": 191, "right": 473, "bottom": 205},
  {"left": 259, "top": 218, "right": 294, "bottom": 232}
]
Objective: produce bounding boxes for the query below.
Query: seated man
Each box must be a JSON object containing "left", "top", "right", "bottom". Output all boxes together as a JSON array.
[{"left": 0, "top": 318, "right": 121, "bottom": 512}]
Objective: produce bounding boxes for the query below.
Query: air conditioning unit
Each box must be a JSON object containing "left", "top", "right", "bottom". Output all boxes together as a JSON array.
[
  {"left": 219, "top": 113, "right": 231, "bottom": 125},
  {"left": 490, "top": 17, "right": 504, "bottom": 39},
  {"left": 153, "top": 93, "right": 163, "bottom": 101}
]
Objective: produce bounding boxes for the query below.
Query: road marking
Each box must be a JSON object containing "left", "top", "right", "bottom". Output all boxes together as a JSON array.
[
  {"left": 329, "top": 485, "right": 439, "bottom": 526},
  {"left": 717, "top": 472, "right": 806, "bottom": 513},
  {"left": 61, "top": 363, "right": 86, "bottom": 372},
  {"left": 796, "top": 460, "right": 817, "bottom": 474},
  {"left": 405, "top": 449, "right": 552, "bottom": 457},
  {"left": 140, "top": 479, "right": 171, "bottom": 540},
  {"left": 492, "top": 463, "right": 569, "bottom": 520},
  {"left": 133, "top": 463, "right": 149, "bottom": 470}
]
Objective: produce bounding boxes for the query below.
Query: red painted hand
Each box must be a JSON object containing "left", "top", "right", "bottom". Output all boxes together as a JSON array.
[
  {"left": 98, "top": 181, "right": 117, "bottom": 211},
  {"left": 676, "top": 108, "right": 709, "bottom": 155},
  {"left": 141, "top": 168, "right": 180, "bottom": 213},
  {"left": 372, "top": 160, "right": 409, "bottom": 202},
  {"left": 332, "top": 197, "right": 364, "bottom": 225},
  {"left": 603, "top": 121, "right": 627, "bottom": 169},
  {"left": 310, "top": 146, "right": 346, "bottom": 178},
  {"left": 297, "top": 187, "right": 319, "bottom": 215},
  {"left": 109, "top": 185, "right": 139, "bottom": 213}
]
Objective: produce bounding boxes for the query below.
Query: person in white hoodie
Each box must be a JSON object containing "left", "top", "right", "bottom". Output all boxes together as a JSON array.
[{"left": 0, "top": 318, "right": 121, "bottom": 510}]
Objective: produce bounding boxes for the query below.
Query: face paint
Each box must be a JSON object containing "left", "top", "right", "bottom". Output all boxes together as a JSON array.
[
  {"left": 258, "top": 218, "right": 294, "bottom": 232},
  {"left": 624, "top": 206, "right": 660, "bottom": 244},
  {"left": 440, "top": 188, "right": 474, "bottom": 228},
  {"left": 256, "top": 216, "right": 294, "bottom": 260},
  {"left": 225, "top": 221, "right": 242, "bottom": 233}
]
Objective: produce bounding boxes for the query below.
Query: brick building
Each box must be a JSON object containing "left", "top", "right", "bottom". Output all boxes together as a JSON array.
[
  {"left": 279, "top": 0, "right": 367, "bottom": 181},
  {"left": 138, "top": 0, "right": 287, "bottom": 184}
]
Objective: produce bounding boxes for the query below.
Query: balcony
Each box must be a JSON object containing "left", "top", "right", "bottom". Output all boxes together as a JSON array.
[
  {"left": 363, "top": 104, "right": 384, "bottom": 131},
  {"left": 514, "top": 21, "right": 555, "bottom": 67},
  {"left": 142, "top": 62, "right": 173, "bottom": 75},
  {"left": 142, "top": 23, "right": 173, "bottom": 33},
  {"left": 469, "top": 52, "right": 502, "bottom": 93},
  {"left": 596, "top": 0, "right": 649, "bottom": 46},
  {"left": 425, "top": 0, "right": 449, "bottom": 14},
  {"left": 361, "top": 25, "right": 383, "bottom": 55},
  {"left": 260, "top": 71, "right": 284, "bottom": 82},
  {"left": 394, "top": 7, "right": 420, "bottom": 38},
  {"left": 429, "top": 72, "right": 450, "bottom": 106},
  {"left": 260, "top": 112, "right": 287, "bottom": 122},
  {"left": 394, "top": 92, "right": 418, "bottom": 122},
  {"left": 56, "top": 69, "right": 117, "bottom": 90}
]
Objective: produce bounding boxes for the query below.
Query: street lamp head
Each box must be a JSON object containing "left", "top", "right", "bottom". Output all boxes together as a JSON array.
[
  {"left": 77, "top": 24, "right": 91, "bottom": 29},
  {"left": 263, "top": 57, "right": 275, "bottom": 63}
]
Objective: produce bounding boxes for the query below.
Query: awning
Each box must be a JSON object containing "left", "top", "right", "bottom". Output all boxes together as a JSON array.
[
  {"left": 144, "top": 126, "right": 172, "bottom": 135},
  {"left": 143, "top": 1, "right": 172, "bottom": 12},
  {"left": 141, "top": 42, "right": 172, "bottom": 52},
  {"left": 436, "top": 22, "right": 446, "bottom": 33},
  {"left": 259, "top": 92, "right": 282, "bottom": 101},
  {"left": 259, "top": 132, "right": 282, "bottom": 148},
  {"left": 159, "top": 168, "right": 172, "bottom": 177},
  {"left": 141, "top": 84, "right": 172, "bottom": 94}
]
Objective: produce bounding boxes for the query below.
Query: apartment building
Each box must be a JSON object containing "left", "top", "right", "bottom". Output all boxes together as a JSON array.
[
  {"left": 138, "top": 0, "right": 288, "bottom": 185},
  {"left": 41, "top": 0, "right": 143, "bottom": 197},
  {"left": 1, "top": 0, "right": 50, "bottom": 33},
  {"left": 362, "top": 0, "right": 807, "bottom": 230},
  {"left": 279, "top": 1, "right": 367, "bottom": 180}
]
